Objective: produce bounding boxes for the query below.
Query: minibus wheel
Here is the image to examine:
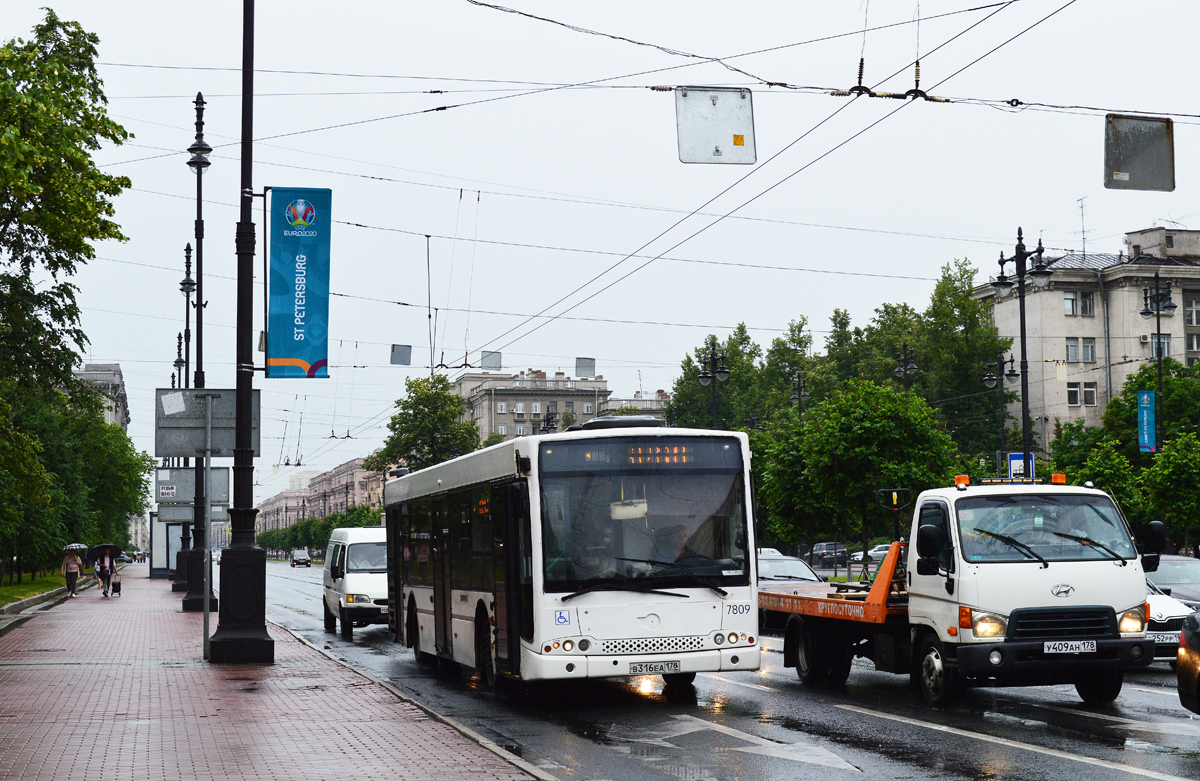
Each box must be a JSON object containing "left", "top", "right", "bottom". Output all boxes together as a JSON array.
[
  {"left": 323, "top": 599, "right": 336, "bottom": 633},
  {"left": 340, "top": 606, "right": 353, "bottom": 640}
]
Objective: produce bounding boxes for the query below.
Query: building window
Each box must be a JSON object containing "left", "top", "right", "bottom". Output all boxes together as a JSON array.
[
  {"left": 1083, "top": 382, "right": 1097, "bottom": 406},
  {"left": 584, "top": 402, "right": 593, "bottom": 414},
  {"left": 1064, "top": 291, "right": 1078, "bottom": 316},
  {"left": 514, "top": 401, "right": 524, "bottom": 414},
  {"left": 497, "top": 424, "right": 506, "bottom": 436},
  {"left": 515, "top": 424, "right": 525, "bottom": 436},
  {"left": 531, "top": 402, "right": 540, "bottom": 414},
  {"left": 548, "top": 401, "right": 558, "bottom": 413},
  {"left": 1153, "top": 334, "right": 1171, "bottom": 359},
  {"left": 1065, "top": 338, "right": 1079, "bottom": 363},
  {"left": 1185, "top": 298, "right": 1200, "bottom": 326},
  {"left": 1067, "top": 382, "right": 1080, "bottom": 406},
  {"left": 1082, "top": 337, "right": 1096, "bottom": 363},
  {"left": 565, "top": 401, "right": 574, "bottom": 413},
  {"left": 496, "top": 401, "right": 506, "bottom": 414},
  {"left": 1080, "top": 291, "right": 1095, "bottom": 317},
  {"left": 1189, "top": 334, "right": 1200, "bottom": 352},
  {"left": 1167, "top": 234, "right": 1175, "bottom": 248}
]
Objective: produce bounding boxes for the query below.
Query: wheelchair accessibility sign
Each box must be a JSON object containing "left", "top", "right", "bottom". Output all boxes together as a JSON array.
[{"left": 554, "top": 610, "right": 571, "bottom": 626}]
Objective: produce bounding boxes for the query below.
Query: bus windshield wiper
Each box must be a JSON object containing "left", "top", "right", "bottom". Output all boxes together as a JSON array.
[
  {"left": 616, "top": 557, "right": 729, "bottom": 598},
  {"left": 1054, "top": 531, "right": 1127, "bottom": 564},
  {"left": 978, "top": 530, "right": 1048, "bottom": 568},
  {"left": 560, "top": 581, "right": 689, "bottom": 602}
]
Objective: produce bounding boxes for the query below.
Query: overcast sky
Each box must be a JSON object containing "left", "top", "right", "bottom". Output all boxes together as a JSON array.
[{"left": 9, "top": 1, "right": 1199, "bottom": 505}]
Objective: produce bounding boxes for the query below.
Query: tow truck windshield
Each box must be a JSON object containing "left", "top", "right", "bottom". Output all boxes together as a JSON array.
[{"left": 957, "top": 493, "right": 1137, "bottom": 564}]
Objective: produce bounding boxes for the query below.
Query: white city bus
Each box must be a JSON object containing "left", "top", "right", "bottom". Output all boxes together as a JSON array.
[{"left": 384, "top": 417, "right": 759, "bottom": 688}]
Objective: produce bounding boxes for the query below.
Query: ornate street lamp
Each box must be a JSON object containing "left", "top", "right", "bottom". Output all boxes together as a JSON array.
[
  {"left": 894, "top": 342, "right": 918, "bottom": 391},
  {"left": 993, "top": 227, "right": 1052, "bottom": 481},
  {"left": 1140, "top": 269, "right": 1177, "bottom": 452},
  {"left": 983, "top": 351, "right": 1018, "bottom": 477},
  {"left": 540, "top": 409, "right": 557, "bottom": 434},
  {"left": 791, "top": 369, "right": 810, "bottom": 421},
  {"left": 697, "top": 343, "right": 730, "bottom": 429}
]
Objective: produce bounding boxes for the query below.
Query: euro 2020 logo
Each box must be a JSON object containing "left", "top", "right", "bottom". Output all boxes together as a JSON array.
[{"left": 285, "top": 199, "right": 316, "bottom": 228}]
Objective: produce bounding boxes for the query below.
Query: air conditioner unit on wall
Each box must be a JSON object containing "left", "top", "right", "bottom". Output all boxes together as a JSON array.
[{"left": 1140, "top": 334, "right": 1151, "bottom": 343}]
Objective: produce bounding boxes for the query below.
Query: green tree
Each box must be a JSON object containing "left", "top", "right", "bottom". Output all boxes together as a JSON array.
[
  {"left": 482, "top": 431, "right": 505, "bottom": 448},
  {"left": 0, "top": 12, "right": 131, "bottom": 389},
  {"left": 668, "top": 326, "right": 764, "bottom": 430},
  {"left": 798, "top": 380, "right": 957, "bottom": 553},
  {"left": 1050, "top": 419, "right": 1109, "bottom": 477},
  {"left": 560, "top": 409, "right": 577, "bottom": 428},
  {"left": 363, "top": 375, "right": 480, "bottom": 473},
  {"left": 1074, "top": 438, "right": 1144, "bottom": 525},
  {"left": 1103, "top": 359, "right": 1200, "bottom": 466},
  {"left": 1143, "top": 432, "right": 1200, "bottom": 551}
]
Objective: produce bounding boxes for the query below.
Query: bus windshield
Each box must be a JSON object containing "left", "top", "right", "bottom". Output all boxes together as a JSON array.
[
  {"left": 538, "top": 436, "right": 750, "bottom": 592},
  {"left": 957, "top": 493, "right": 1137, "bottom": 564}
]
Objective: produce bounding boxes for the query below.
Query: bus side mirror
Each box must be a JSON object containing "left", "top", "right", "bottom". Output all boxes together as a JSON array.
[
  {"left": 916, "top": 524, "right": 941, "bottom": 559},
  {"left": 1148, "top": 520, "right": 1167, "bottom": 554}
]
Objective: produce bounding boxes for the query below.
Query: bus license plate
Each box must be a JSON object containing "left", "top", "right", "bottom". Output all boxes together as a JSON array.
[
  {"left": 1044, "top": 640, "right": 1096, "bottom": 654},
  {"left": 1150, "top": 632, "right": 1178, "bottom": 645},
  {"left": 629, "top": 661, "right": 680, "bottom": 674}
]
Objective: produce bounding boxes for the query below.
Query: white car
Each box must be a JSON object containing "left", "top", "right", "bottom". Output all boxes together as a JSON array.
[
  {"left": 850, "top": 543, "right": 894, "bottom": 563},
  {"left": 1148, "top": 579, "right": 1192, "bottom": 666}
]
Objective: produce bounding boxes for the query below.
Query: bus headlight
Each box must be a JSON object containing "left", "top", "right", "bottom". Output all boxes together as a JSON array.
[
  {"left": 971, "top": 611, "right": 1008, "bottom": 638},
  {"left": 1118, "top": 605, "right": 1146, "bottom": 635}
]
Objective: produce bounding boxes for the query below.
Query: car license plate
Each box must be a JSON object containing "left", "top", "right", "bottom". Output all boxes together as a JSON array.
[
  {"left": 380, "top": 607, "right": 388, "bottom": 614},
  {"left": 1150, "top": 632, "right": 1178, "bottom": 645},
  {"left": 629, "top": 661, "right": 680, "bottom": 674},
  {"left": 1043, "top": 640, "right": 1097, "bottom": 654}
]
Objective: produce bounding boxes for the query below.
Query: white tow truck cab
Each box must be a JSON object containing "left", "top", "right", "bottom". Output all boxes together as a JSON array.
[{"left": 908, "top": 475, "right": 1166, "bottom": 706}]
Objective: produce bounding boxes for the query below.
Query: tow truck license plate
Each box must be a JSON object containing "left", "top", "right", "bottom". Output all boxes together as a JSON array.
[
  {"left": 1044, "top": 640, "right": 1096, "bottom": 654},
  {"left": 630, "top": 661, "right": 680, "bottom": 674}
]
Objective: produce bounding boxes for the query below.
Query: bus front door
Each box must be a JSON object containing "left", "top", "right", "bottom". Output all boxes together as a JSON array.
[{"left": 433, "top": 502, "right": 452, "bottom": 657}]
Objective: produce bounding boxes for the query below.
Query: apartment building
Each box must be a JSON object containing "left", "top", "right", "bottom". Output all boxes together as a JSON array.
[
  {"left": 451, "top": 369, "right": 612, "bottom": 440},
  {"left": 975, "top": 227, "right": 1200, "bottom": 436}
]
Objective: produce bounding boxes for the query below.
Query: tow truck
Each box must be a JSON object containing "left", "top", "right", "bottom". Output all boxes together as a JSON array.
[{"left": 759, "top": 475, "right": 1165, "bottom": 706}]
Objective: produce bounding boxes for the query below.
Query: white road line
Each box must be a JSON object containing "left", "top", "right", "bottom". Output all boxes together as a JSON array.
[
  {"left": 1127, "top": 686, "right": 1177, "bottom": 697},
  {"left": 699, "top": 672, "right": 777, "bottom": 692},
  {"left": 1032, "top": 703, "right": 1200, "bottom": 737},
  {"left": 837, "top": 704, "right": 1193, "bottom": 781}
]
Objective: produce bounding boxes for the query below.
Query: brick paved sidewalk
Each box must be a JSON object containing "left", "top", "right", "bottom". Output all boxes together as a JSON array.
[{"left": 0, "top": 564, "right": 540, "bottom": 781}]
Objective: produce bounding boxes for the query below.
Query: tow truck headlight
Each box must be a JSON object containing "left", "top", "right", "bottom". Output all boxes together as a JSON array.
[
  {"left": 971, "top": 611, "right": 1008, "bottom": 638},
  {"left": 1118, "top": 605, "right": 1146, "bottom": 635}
]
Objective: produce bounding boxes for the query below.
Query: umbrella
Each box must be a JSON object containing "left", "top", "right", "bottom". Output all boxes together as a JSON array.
[
  {"left": 86, "top": 543, "right": 122, "bottom": 563},
  {"left": 62, "top": 543, "right": 88, "bottom": 553}
]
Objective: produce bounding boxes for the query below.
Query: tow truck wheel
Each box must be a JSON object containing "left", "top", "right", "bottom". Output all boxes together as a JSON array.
[
  {"left": 792, "top": 617, "right": 828, "bottom": 685},
  {"left": 826, "top": 646, "right": 853, "bottom": 685},
  {"left": 917, "top": 633, "right": 963, "bottom": 708},
  {"left": 1075, "top": 669, "right": 1123, "bottom": 705}
]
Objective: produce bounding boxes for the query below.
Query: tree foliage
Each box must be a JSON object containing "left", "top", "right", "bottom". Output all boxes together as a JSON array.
[
  {"left": 1143, "top": 432, "right": 1200, "bottom": 549},
  {"left": 0, "top": 12, "right": 131, "bottom": 389},
  {"left": 363, "top": 375, "right": 480, "bottom": 473},
  {"left": 256, "top": 504, "right": 381, "bottom": 557}
]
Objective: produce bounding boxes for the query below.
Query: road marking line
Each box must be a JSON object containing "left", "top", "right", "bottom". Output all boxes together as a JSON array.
[
  {"left": 837, "top": 705, "right": 1192, "bottom": 781},
  {"left": 699, "top": 673, "right": 776, "bottom": 692},
  {"left": 1033, "top": 703, "right": 1200, "bottom": 737},
  {"left": 1127, "top": 686, "right": 1177, "bottom": 697}
]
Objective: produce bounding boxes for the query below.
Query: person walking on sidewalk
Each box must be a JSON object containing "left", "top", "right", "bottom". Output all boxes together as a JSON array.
[
  {"left": 94, "top": 551, "right": 115, "bottom": 597},
  {"left": 60, "top": 551, "right": 82, "bottom": 597}
]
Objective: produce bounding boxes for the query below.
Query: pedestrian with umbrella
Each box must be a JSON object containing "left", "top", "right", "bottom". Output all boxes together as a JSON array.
[
  {"left": 87, "top": 544, "right": 121, "bottom": 598},
  {"left": 61, "top": 544, "right": 86, "bottom": 597}
]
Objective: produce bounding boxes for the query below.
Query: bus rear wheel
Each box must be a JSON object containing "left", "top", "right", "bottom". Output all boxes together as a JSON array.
[{"left": 663, "top": 672, "right": 696, "bottom": 687}]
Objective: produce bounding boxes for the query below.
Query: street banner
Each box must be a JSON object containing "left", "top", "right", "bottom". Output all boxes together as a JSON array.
[
  {"left": 1138, "top": 390, "right": 1156, "bottom": 452},
  {"left": 267, "top": 187, "right": 331, "bottom": 378}
]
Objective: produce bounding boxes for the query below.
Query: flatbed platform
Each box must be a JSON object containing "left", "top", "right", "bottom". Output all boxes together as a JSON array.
[{"left": 758, "top": 542, "right": 909, "bottom": 625}]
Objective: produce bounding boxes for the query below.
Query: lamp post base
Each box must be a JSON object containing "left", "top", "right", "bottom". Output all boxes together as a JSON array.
[
  {"left": 207, "top": 545, "right": 273, "bottom": 664},
  {"left": 181, "top": 549, "right": 217, "bottom": 611},
  {"left": 172, "top": 549, "right": 189, "bottom": 592}
]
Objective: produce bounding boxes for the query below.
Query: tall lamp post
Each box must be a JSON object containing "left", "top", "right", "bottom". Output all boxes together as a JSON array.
[
  {"left": 991, "top": 228, "right": 1053, "bottom": 481},
  {"left": 982, "top": 351, "right": 1019, "bottom": 478},
  {"left": 1140, "top": 270, "right": 1177, "bottom": 452},
  {"left": 209, "top": 2, "right": 274, "bottom": 663},
  {"left": 697, "top": 343, "right": 730, "bottom": 429},
  {"left": 791, "top": 369, "right": 809, "bottom": 420},
  {"left": 894, "top": 342, "right": 918, "bottom": 391},
  {"left": 540, "top": 409, "right": 557, "bottom": 434},
  {"left": 183, "top": 94, "right": 216, "bottom": 613}
]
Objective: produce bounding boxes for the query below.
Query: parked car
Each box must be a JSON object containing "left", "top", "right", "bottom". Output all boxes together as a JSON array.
[
  {"left": 291, "top": 549, "right": 312, "bottom": 567},
  {"left": 1178, "top": 611, "right": 1200, "bottom": 714},
  {"left": 850, "top": 543, "right": 893, "bottom": 563},
  {"left": 1146, "top": 554, "right": 1200, "bottom": 610},
  {"left": 758, "top": 554, "right": 822, "bottom": 630},
  {"left": 116, "top": 553, "right": 132, "bottom": 563},
  {"left": 808, "top": 542, "right": 847, "bottom": 568},
  {"left": 1148, "top": 579, "right": 1193, "bottom": 666}
]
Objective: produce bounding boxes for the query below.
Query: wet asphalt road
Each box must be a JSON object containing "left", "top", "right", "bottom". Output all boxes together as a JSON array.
[{"left": 251, "top": 562, "right": 1200, "bottom": 781}]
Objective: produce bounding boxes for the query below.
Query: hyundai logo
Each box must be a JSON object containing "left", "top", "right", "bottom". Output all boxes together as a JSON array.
[{"left": 1051, "top": 584, "right": 1075, "bottom": 598}]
